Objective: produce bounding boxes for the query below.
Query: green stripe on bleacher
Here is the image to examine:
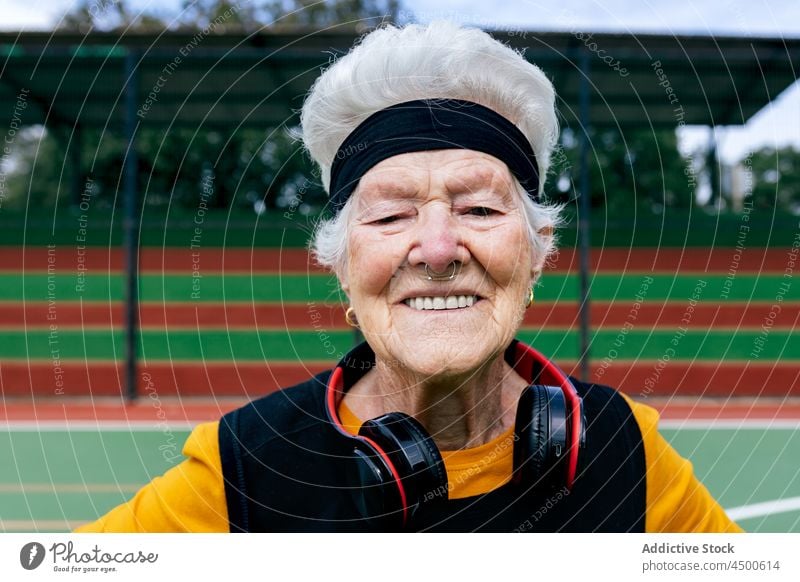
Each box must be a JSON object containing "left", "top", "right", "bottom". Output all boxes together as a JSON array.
[
  {"left": 3, "top": 210, "right": 799, "bottom": 247},
  {"left": 5, "top": 329, "right": 798, "bottom": 361},
  {"left": 4, "top": 330, "right": 353, "bottom": 361},
  {"left": 0, "top": 273, "right": 345, "bottom": 303},
  {"left": 1, "top": 273, "right": 795, "bottom": 302}
]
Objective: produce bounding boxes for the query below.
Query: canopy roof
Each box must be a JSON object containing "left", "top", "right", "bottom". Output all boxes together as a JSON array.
[{"left": 1, "top": 27, "right": 798, "bottom": 131}]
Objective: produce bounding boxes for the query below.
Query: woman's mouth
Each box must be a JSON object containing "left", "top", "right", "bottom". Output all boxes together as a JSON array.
[{"left": 402, "top": 295, "right": 480, "bottom": 310}]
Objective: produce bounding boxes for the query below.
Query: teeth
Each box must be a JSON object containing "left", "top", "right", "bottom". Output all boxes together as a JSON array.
[{"left": 404, "top": 295, "right": 479, "bottom": 311}]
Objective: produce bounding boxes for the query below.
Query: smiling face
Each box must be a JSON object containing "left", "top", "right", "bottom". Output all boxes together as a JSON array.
[{"left": 339, "top": 149, "right": 537, "bottom": 378}]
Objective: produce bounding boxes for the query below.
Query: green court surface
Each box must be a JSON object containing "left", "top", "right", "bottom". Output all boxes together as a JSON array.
[
  {"left": 0, "top": 424, "right": 798, "bottom": 532},
  {"left": 4, "top": 328, "right": 797, "bottom": 362}
]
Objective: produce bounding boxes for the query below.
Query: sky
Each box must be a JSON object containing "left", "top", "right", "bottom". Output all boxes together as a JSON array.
[{"left": 1, "top": 0, "right": 798, "bottom": 163}]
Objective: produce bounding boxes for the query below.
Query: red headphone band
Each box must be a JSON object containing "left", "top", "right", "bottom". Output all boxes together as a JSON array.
[
  {"left": 512, "top": 342, "right": 582, "bottom": 489},
  {"left": 325, "top": 366, "right": 410, "bottom": 526}
]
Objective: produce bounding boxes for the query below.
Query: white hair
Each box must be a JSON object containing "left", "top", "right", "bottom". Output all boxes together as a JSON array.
[{"left": 301, "top": 21, "right": 563, "bottom": 277}]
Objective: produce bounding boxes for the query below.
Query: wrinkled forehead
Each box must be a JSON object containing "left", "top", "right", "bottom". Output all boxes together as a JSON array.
[{"left": 352, "top": 149, "right": 519, "bottom": 205}]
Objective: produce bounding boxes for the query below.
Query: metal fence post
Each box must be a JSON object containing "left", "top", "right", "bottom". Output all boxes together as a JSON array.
[
  {"left": 578, "top": 49, "right": 592, "bottom": 382},
  {"left": 123, "top": 48, "right": 140, "bottom": 401}
]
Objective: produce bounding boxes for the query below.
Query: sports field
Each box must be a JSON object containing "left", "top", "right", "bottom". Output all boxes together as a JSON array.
[{"left": 1, "top": 399, "right": 799, "bottom": 532}]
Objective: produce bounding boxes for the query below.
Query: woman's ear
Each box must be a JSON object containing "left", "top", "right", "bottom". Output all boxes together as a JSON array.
[
  {"left": 538, "top": 225, "right": 554, "bottom": 242},
  {"left": 337, "top": 266, "right": 350, "bottom": 298},
  {"left": 531, "top": 226, "right": 554, "bottom": 277}
]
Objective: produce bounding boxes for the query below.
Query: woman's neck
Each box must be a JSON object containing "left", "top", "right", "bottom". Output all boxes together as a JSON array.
[{"left": 342, "top": 355, "right": 529, "bottom": 450}]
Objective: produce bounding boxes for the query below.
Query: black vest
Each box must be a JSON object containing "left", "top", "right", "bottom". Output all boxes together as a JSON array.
[{"left": 219, "top": 344, "right": 646, "bottom": 532}]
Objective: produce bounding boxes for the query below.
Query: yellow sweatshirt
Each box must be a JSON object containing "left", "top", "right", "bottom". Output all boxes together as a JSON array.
[{"left": 76, "top": 394, "right": 742, "bottom": 533}]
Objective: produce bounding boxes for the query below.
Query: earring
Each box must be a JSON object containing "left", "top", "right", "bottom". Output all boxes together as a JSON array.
[
  {"left": 525, "top": 287, "right": 535, "bottom": 309},
  {"left": 345, "top": 306, "right": 359, "bottom": 328}
]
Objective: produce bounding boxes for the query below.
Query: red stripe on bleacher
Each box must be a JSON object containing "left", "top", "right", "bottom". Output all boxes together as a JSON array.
[
  {"left": 0, "top": 246, "right": 793, "bottom": 273},
  {"left": 2, "top": 360, "right": 797, "bottom": 398},
  {"left": 3, "top": 397, "right": 799, "bottom": 423}
]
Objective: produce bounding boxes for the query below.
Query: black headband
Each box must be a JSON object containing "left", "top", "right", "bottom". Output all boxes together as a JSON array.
[{"left": 328, "top": 99, "right": 540, "bottom": 213}]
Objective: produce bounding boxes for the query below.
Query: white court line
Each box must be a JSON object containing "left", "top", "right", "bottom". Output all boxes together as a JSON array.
[
  {"left": 726, "top": 496, "right": 800, "bottom": 521},
  {"left": 1, "top": 419, "right": 799, "bottom": 431},
  {"left": 660, "top": 420, "right": 800, "bottom": 430},
  {"left": 0, "top": 483, "right": 141, "bottom": 493},
  {"left": 1, "top": 520, "right": 81, "bottom": 531},
  {"left": 0, "top": 421, "right": 198, "bottom": 431}
]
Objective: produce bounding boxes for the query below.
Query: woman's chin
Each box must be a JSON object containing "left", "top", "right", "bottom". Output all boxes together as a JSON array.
[
  {"left": 363, "top": 306, "right": 518, "bottom": 377},
  {"left": 376, "top": 336, "right": 500, "bottom": 379}
]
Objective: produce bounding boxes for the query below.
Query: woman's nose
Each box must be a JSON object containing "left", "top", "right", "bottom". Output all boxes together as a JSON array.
[{"left": 408, "top": 208, "right": 467, "bottom": 273}]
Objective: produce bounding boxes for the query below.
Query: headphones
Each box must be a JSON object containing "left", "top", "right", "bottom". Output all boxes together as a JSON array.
[{"left": 325, "top": 341, "right": 586, "bottom": 530}]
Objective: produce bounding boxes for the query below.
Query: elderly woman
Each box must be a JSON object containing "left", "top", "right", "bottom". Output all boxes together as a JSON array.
[{"left": 78, "top": 21, "right": 741, "bottom": 532}]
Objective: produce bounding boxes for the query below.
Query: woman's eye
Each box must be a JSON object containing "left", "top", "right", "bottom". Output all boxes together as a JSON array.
[
  {"left": 373, "top": 215, "right": 401, "bottom": 224},
  {"left": 467, "top": 206, "right": 496, "bottom": 217}
]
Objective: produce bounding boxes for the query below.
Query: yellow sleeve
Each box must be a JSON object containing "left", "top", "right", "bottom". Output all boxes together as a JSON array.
[
  {"left": 74, "top": 421, "right": 228, "bottom": 533},
  {"left": 621, "top": 394, "right": 744, "bottom": 533}
]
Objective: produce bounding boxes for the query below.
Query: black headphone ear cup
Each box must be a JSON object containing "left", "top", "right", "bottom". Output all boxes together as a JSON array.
[
  {"left": 392, "top": 414, "right": 448, "bottom": 493},
  {"left": 358, "top": 412, "right": 448, "bottom": 522},
  {"left": 350, "top": 439, "right": 404, "bottom": 527},
  {"left": 514, "top": 385, "right": 549, "bottom": 486}
]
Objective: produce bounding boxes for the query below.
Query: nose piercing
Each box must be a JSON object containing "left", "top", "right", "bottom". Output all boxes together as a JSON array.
[{"left": 424, "top": 262, "right": 460, "bottom": 281}]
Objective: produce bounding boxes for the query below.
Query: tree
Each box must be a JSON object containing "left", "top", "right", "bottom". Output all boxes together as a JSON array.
[
  {"left": 3, "top": 127, "right": 66, "bottom": 211},
  {"left": 11, "top": 0, "right": 405, "bottom": 216},
  {"left": 550, "top": 127, "right": 696, "bottom": 213},
  {"left": 258, "top": 0, "right": 400, "bottom": 27},
  {"left": 11, "top": 2, "right": 705, "bottom": 218},
  {"left": 177, "top": 0, "right": 261, "bottom": 31},
  {"left": 747, "top": 146, "right": 800, "bottom": 213},
  {"left": 57, "top": 0, "right": 165, "bottom": 32}
]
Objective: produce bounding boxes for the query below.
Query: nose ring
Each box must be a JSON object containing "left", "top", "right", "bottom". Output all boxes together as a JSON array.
[{"left": 424, "top": 262, "right": 460, "bottom": 281}]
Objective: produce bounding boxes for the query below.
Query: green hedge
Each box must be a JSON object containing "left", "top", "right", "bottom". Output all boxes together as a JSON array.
[{"left": 1, "top": 208, "right": 798, "bottom": 248}]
